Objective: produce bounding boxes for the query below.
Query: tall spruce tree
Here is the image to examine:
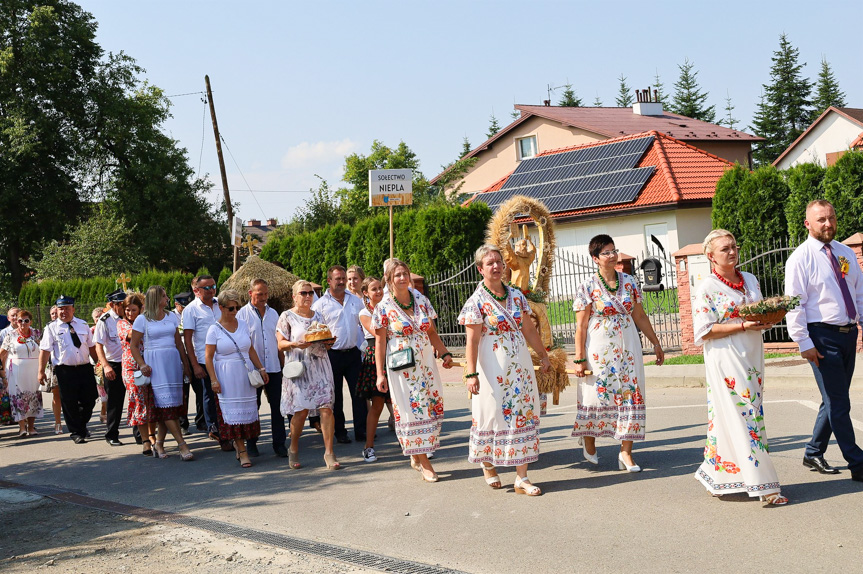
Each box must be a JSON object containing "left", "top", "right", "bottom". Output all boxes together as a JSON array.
[
  {"left": 812, "top": 57, "right": 846, "bottom": 117},
  {"left": 667, "top": 59, "right": 715, "bottom": 121},
  {"left": 486, "top": 113, "right": 501, "bottom": 140},
  {"left": 460, "top": 136, "right": 472, "bottom": 158},
  {"left": 652, "top": 69, "right": 665, "bottom": 103},
  {"left": 615, "top": 74, "right": 634, "bottom": 107},
  {"left": 751, "top": 34, "right": 813, "bottom": 165},
  {"left": 558, "top": 84, "right": 583, "bottom": 107},
  {"left": 593, "top": 95, "right": 603, "bottom": 107},
  {"left": 719, "top": 91, "right": 739, "bottom": 130}
]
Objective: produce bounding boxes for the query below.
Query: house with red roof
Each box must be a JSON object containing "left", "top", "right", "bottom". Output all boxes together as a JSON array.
[
  {"left": 466, "top": 130, "right": 735, "bottom": 259},
  {"left": 434, "top": 101, "right": 760, "bottom": 201},
  {"left": 773, "top": 106, "right": 863, "bottom": 170}
]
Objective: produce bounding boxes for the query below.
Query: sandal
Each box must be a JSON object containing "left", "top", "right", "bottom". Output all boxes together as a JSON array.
[
  {"left": 421, "top": 468, "right": 439, "bottom": 483},
  {"left": 142, "top": 440, "right": 153, "bottom": 456},
  {"left": 323, "top": 453, "right": 342, "bottom": 470},
  {"left": 178, "top": 441, "right": 195, "bottom": 462},
  {"left": 28, "top": 428, "right": 38, "bottom": 436},
  {"left": 54, "top": 423, "right": 63, "bottom": 435},
  {"left": 761, "top": 493, "right": 789, "bottom": 506},
  {"left": 481, "top": 463, "right": 502, "bottom": 489},
  {"left": 514, "top": 476, "right": 542, "bottom": 496},
  {"left": 288, "top": 450, "right": 301, "bottom": 469},
  {"left": 17, "top": 429, "right": 28, "bottom": 438},
  {"left": 236, "top": 449, "right": 252, "bottom": 468},
  {"left": 154, "top": 440, "right": 169, "bottom": 459}
]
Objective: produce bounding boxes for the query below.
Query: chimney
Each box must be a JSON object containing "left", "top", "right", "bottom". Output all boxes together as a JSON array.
[
  {"left": 633, "top": 86, "right": 663, "bottom": 116},
  {"left": 247, "top": 219, "right": 261, "bottom": 227},
  {"left": 266, "top": 218, "right": 278, "bottom": 227}
]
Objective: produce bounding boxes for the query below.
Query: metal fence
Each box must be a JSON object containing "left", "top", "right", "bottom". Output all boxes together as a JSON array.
[
  {"left": 632, "top": 245, "right": 680, "bottom": 352},
  {"left": 738, "top": 235, "right": 802, "bottom": 343}
]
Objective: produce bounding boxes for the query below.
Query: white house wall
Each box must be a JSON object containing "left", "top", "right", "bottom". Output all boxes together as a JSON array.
[{"left": 775, "top": 113, "right": 863, "bottom": 170}]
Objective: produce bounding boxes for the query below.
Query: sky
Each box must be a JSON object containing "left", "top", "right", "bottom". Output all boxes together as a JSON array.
[{"left": 76, "top": 0, "right": 863, "bottom": 224}]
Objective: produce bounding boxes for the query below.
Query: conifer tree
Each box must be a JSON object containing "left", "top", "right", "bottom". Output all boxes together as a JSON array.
[
  {"left": 558, "top": 84, "right": 583, "bottom": 107},
  {"left": 812, "top": 57, "right": 846, "bottom": 117},
  {"left": 719, "top": 91, "right": 739, "bottom": 130},
  {"left": 486, "top": 113, "right": 501, "bottom": 140},
  {"left": 667, "top": 58, "right": 715, "bottom": 121},
  {"left": 615, "top": 74, "right": 634, "bottom": 107},
  {"left": 460, "top": 136, "right": 472, "bottom": 158},
  {"left": 593, "top": 95, "right": 603, "bottom": 107},
  {"left": 751, "top": 34, "right": 813, "bottom": 165},
  {"left": 652, "top": 69, "right": 665, "bottom": 103}
]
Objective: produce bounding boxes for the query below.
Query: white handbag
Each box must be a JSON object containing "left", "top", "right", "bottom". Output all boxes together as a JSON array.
[
  {"left": 133, "top": 370, "right": 151, "bottom": 387},
  {"left": 218, "top": 324, "right": 266, "bottom": 388}
]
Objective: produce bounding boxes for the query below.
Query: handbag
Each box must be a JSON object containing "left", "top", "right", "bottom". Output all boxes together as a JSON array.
[
  {"left": 133, "top": 370, "right": 151, "bottom": 387},
  {"left": 218, "top": 324, "right": 266, "bottom": 388},
  {"left": 387, "top": 346, "right": 415, "bottom": 371},
  {"left": 283, "top": 357, "right": 305, "bottom": 379}
]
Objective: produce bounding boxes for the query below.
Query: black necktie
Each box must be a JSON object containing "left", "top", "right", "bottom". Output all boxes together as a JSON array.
[{"left": 68, "top": 325, "right": 82, "bottom": 348}]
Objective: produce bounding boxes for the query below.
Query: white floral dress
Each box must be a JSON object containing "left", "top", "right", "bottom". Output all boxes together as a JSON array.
[
  {"left": 276, "top": 310, "right": 334, "bottom": 416},
  {"left": 693, "top": 272, "right": 780, "bottom": 497},
  {"left": 458, "top": 284, "right": 540, "bottom": 466},
  {"left": 2, "top": 331, "right": 43, "bottom": 421},
  {"left": 571, "top": 273, "right": 646, "bottom": 441},
  {"left": 372, "top": 291, "right": 444, "bottom": 456}
]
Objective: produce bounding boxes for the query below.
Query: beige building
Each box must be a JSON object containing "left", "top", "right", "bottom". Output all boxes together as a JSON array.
[
  {"left": 773, "top": 106, "right": 863, "bottom": 169},
  {"left": 435, "top": 103, "right": 761, "bottom": 197}
]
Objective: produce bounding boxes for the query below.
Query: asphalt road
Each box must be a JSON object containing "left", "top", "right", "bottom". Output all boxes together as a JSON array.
[{"left": 2, "top": 375, "right": 862, "bottom": 574}]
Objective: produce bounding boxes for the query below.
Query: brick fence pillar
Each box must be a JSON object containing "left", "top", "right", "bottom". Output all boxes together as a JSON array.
[
  {"left": 673, "top": 244, "right": 704, "bottom": 355},
  {"left": 842, "top": 233, "right": 863, "bottom": 352}
]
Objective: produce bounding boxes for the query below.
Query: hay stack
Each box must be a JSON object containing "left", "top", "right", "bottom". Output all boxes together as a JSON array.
[{"left": 220, "top": 256, "right": 301, "bottom": 314}]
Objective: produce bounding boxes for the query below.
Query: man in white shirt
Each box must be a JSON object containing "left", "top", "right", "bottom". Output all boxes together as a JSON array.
[
  {"left": 236, "top": 278, "right": 286, "bottom": 457},
  {"left": 182, "top": 275, "right": 223, "bottom": 446},
  {"left": 38, "top": 296, "right": 99, "bottom": 444},
  {"left": 785, "top": 199, "right": 863, "bottom": 482},
  {"left": 312, "top": 265, "right": 367, "bottom": 443},
  {"left": 0, "top": 307, "right": 19, "bottom": 342},
  {"left": 93, "top": 289, "right": 129, "bottom": 446}
]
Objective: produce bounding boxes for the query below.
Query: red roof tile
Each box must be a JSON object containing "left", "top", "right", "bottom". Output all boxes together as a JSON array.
[{"left": 466, "top": 130, "right": 735, "bottom": 219}]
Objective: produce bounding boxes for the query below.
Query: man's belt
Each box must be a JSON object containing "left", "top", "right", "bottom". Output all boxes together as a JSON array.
[{"left": 809, "top": 322, "right": 858, "bottom": 333}]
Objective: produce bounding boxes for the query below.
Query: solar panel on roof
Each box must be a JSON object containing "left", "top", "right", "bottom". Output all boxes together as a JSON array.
[{"left": 474, "top": 135, "right": 655, "bottom": 213}]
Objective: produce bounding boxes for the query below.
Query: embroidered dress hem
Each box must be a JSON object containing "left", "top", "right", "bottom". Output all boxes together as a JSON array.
[
  {"left": 216, "top": 400, "right": 260, "bottom": 441},
  {"left": 468, "top": 425, "right": 540, "bottom": 466},
  {"left": 394, "top": 414, "right": 442, "bottom": 455},
  {"left": 695, "top": 467, "right": 780, "bottom": 497},
  {"left": 571, "top": 404, "right": 646, "bottom": 441}
]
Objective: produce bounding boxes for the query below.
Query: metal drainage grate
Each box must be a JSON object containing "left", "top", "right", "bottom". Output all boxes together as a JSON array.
[{"left": 0, "top": 480, "right": 467, "bottom": 574}]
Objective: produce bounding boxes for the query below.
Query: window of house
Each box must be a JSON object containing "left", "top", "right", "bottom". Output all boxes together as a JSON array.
[{"left": 516, "top": 136, "right": 537, "bottom": 160}]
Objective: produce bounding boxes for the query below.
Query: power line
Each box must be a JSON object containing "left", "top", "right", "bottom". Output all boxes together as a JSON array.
[
  {"left": 211, "top": 188, "right": 314, "bottom": 194},
  {"left": 218, "top": 133, "right": 267, "bottom": 218},
  {"left": 165, "top": 91, "right": 207, "bottom": 98},
  {"left": 196, "top": 97, "right": 207, "bottom": 179}
]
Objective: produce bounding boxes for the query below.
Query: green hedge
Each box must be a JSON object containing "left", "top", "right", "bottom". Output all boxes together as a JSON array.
[
  {"left": 18, "top": 269, "right": 196, "bottom": 307},
  {"left": 260, "top": 203, "right": 492, "bottom": 283}
]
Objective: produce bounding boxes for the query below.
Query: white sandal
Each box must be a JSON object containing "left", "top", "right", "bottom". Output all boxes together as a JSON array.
[
  {"left": 760, "top": 492, "right": 789, "bottom": 506},
  {"left": 481, "top": 464, "right": 501, "bottom": 489},
  {"left": 514, "top": 476, "right": 542, "bottom": 496}
]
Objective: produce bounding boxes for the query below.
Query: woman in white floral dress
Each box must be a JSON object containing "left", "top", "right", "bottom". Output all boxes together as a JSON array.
[
  {"left": 1, "top": 310, "right": 42, "bottom": 436},
  {"left": 693, "top": 229, "right": 786, "bottom": 506},
  {"left": 276, "top": 280, "right": 340, "bottom": 470},
  {"left": 373, "top": 258, "right": 453, "bottom": 483},
  {"left": 458, "top": 244, "right": 550, "bottom": 495},
  {"left": 572, "top": 234, "right": 664, "bottom": 472}
]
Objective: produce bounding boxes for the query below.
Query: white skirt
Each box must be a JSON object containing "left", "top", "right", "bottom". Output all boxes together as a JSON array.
[
  {"left": 144, "top": 347, "right": 183, "bottom": 408},
  {"left": 215, "top": 358, "right": 259, "bottom": 425}
]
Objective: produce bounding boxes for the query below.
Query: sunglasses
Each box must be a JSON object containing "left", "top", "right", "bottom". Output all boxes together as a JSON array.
[
  {"left": 298, "top": 290, "right": 314, "bottom": 297},
  {"left": 199, "top": 285, "right": 217, "bottom": 291},
  {"left": 223, "top": 305, "right": 240, "bottom": 312},
  {"left": 17, "top": 318, "right": 30, "bottom": 323}
]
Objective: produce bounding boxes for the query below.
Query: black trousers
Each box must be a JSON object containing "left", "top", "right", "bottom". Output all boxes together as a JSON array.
[
  {"left": 55, "top": 364, "right": 98, "bottom": 440},
  {"left": 249, "top": 371, "right": 286, "bottom": 449},
  {"left": 196, "top": 363, "right": 219, "bottom": 433},
  {"left": 180, "top": 355, "right": 205, "bottom": 431},
  {"left": 328, "top": 348, "right": 366, "bottom": 439},
  {"left": 103, "top": 360, "right": 126, "bottom": 440}
]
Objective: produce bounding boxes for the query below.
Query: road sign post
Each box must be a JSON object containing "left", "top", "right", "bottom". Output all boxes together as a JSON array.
[{"left": 369, "top": 169, "right": 413, "bottom": 259}]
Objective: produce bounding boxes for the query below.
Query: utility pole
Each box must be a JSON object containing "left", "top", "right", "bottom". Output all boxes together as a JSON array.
[{"left": 205, "top": 75, "right": 239, "bottom": 272}]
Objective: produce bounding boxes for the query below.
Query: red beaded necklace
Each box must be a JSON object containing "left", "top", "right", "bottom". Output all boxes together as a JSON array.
[{"left": 713, "top": 268, "right": 745, "bottom": 291}]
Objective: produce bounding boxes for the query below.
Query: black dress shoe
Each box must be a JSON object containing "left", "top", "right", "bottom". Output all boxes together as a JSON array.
[
  {"left": 336, "top": 434, "right": 352, "bottom": 444},
  {"left": 106, "top": 438, "right": 123, "bottom": 447},
  {"left": 852, "top": 469, "right": 863, "bottom": 482},
  {"left": 803, "top": 455, "right": 840, "bottom": 474},
  {"left": 246, "top": 442, "right": 260, "bottom": 457},
  {"left": 273, "top": 445, "right": 288, "bottom": 458},
  {"left": 72, "top": 436, "right": 87, "bottom": 444}
]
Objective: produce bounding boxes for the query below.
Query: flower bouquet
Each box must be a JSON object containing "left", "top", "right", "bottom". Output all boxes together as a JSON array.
[{"left": 738, "top": 295, "right": 801, "bottom": 324}]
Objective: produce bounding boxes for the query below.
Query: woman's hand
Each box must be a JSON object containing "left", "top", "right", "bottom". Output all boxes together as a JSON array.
[
  {"left": 211, "top": 380, "right": 222, "bottom": 394},
  {"left": 376, "top": 374, "right": 388, "bottom": 393},
  {"left": 261, "top": 371, "right": 269, "bottom": 384},
  {"left": 140, "top": 364, "right": 152, "bottom": 377},
  {"left": 653, "top": 344, "right": 665, "bottom": 366},
  {"left": 539, "top": 355, "right": 551, "bottom": 374},
  {"left": 573, "top": 361, "right": 589, "bottom": 378},
  {"left": 182, "top": 362, "right": 190, "bottom": 378},
  {"left": 743, "top": 321, "right": 774, "bottom": 332},
  {"left": 441, "top": 353, "right": 453, "bottom": 369},
  {"left": 296, "top": 340, "right": 312, "bottom": 350},
  {"left": 323, "top": 336, "right": 336, "bottom": 350},
  {"left": 465, "top": 374, "right": 479, "bottom": 395}
]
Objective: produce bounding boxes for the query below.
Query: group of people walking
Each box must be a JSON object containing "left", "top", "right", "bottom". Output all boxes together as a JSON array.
[{"left": 3, "top": 199, "right": 862, "bottom": 502}]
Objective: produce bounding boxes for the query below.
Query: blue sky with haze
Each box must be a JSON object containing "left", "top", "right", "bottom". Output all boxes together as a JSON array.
[{"left": 77, "top": 0, "right": 862, "bottom": 222}]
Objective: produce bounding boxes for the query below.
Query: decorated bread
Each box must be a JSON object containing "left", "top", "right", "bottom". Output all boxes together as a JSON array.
[{"left": 304, "top": 321, "right": 333, "bottom": 342}]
